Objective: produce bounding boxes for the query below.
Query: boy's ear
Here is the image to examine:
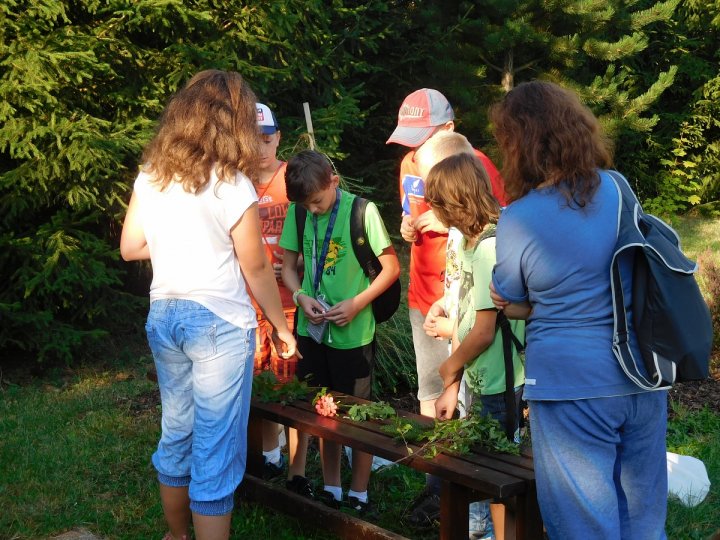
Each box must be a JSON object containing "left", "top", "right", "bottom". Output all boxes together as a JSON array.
[
  {"left": 330, "top": 174, "right": 340, "bottom": 187},
  {"left": 441, "top": 121, "right": 455, "bottom": 133}
]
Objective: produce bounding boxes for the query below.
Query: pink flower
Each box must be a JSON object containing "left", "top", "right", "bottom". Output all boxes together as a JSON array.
[{"left": 315, "top": 394, "right": 338, "bottom": 417}]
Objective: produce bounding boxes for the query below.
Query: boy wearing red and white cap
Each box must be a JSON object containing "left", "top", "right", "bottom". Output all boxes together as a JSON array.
[
  {"left": 387, "top": 89, "right": 507, "bottom": 528},
  {"left": 252, "top": 102, "right": 295, "bottom": 479}
]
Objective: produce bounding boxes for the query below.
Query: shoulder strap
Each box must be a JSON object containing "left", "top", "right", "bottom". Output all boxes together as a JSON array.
[
  {"left": 294, "top": 203, "right": 307, "bottom": 254},
  {"left": 350, "top": 196, "right": 377, "bottom": 278},
  {"left": 484, "top": 223, "right": 524, "bottom": 440}
]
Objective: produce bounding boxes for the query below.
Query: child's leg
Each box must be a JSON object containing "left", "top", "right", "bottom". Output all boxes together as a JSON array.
[
  {"left": 320, "top": 438, "right": 343, "bottom": 490},
  {"left": 159, "top": 484, "right": 191, "bottom": 540},
  {"left": 192, "top": 512, "right": 232, "bottom": 540},
  {"left": 286, "top": 427, "right": 309, "bottom": 479},
  {"left": 349, "top": 449, "right": 373, "bottom": 493},
  {"left": 490, "top": 503, "right": 505, "bottom": 540}
]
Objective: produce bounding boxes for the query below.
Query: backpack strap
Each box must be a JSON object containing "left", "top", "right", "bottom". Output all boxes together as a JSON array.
[
  {"left": 496, "top": 311, "right": 523, "bottom": 440},
  {"left": 481, "top": 225, "right": 524, "bottom": 440},
  {"left": 350, "top": 196, "right": 378, "bottom": 278},
  {"left": 294, "top": 203, "right": 307, "bottom": 254}
]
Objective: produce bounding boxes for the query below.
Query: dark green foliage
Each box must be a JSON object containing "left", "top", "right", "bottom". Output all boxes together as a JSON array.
[
  {"left": 0, "top": 0, "right": 399, "bottom": 365},
  {"left": 0, "top": 0, "right": 718, "bottom": 369}
]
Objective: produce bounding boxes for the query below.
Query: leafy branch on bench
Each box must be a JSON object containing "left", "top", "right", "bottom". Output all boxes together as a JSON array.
[
  {"left": 253, "top": 374, "right": 519, "bottom": 457},
  {"left": 252, "top": 371, "right": 313, "bottom": 404},
  {"left": 381, "top": 403, "right": 520, "bottom": 459},
  {"left": 345, "top": 401, "right": 396, "bottom": 422}
]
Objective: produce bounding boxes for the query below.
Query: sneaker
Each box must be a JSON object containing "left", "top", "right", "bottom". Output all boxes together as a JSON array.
[
  {"left": 406, "top": 488, "right": 441, "bottom": 528},
  {"left": 285, "top": 475, "right": 314, "bottom": 498},
  {"left": 317, "top": 489, "right": 342, "bottom": 509},
  {"left": 263, "top": 454, "right": 285, "bottom": 480},
  {"left": 346, "top": 495, "right": 379, "bottom": 519}
]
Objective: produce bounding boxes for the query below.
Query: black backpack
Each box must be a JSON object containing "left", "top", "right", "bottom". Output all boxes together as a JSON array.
[
  {"left": 609, "top": 170, "right": 712, "bottom": 389},
  {"left": 294, "top": 196, "right": 401, "bottom": 323}
]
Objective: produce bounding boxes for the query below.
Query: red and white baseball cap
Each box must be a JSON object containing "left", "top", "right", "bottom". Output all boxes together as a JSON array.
[
  {"left": 256, "top": 102, "right": 279, "bottom": 134},
  {"left": 386, "top": 88, "right": 454, "bottom": 147}
]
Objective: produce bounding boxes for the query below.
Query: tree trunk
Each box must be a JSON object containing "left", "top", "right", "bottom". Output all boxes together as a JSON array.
[{"left": 502, "top": 50, "right": 514, "bottom": 92}]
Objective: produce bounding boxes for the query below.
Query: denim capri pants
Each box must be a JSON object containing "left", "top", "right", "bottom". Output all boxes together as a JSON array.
[{"left": 145, "top": 299, "right": 255, "bottom": 516}]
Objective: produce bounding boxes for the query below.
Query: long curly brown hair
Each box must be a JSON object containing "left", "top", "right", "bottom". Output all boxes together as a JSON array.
[
  {"left": 425, "top": 153, "right": 500, "bottom": 239},
  {"left": 142, "top": 70, "right": 260, "bottom": 192},
  {"left": 489, "top": 81, "right": 613, "bottom": 207}
]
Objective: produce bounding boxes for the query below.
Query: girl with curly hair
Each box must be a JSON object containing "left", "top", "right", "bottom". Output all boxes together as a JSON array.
[{"left": 121, "top": 70, "right": 298, "bottom": 540}]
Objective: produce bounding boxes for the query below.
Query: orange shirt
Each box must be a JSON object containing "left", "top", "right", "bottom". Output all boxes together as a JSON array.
[
  {"left": 399, "top": 148, "right": 506, "bottom": 314},
  {"left": 252, "top": 162, "right": 295, "bottom": 309}
]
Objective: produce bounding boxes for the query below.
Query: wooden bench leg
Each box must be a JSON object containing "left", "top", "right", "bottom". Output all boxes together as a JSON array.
[
  {"left": 517, "top": 485, "right": 543, "bottom": 540},
  {"left": 502, "top": 491, "right": 543, "bottom": 540},
  {"left": 440, "top": 480, "right": 470, "bottom": 540},
  {"left": 246, "top": 408, "right": 264, "bottom": 478}
]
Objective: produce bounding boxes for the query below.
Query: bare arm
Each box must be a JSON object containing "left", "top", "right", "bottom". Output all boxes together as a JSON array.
[
  {"left": 120, "top": 192, "right": 150, "bottom": 261},
  {"left": 439, "top": 310, "right": 496, "bottom": 392},
  {"left": 435, "top": 309, "right": 497, "bottom": 420},
  {"left": 414, "top": 209, "right": 449, "bottom": 235},
  {"left": 233, "top": 203, "right": 298, "bottom": 358},
  {"left": 489, "top": 281, "right": 532, "bottom": 320},
  {"left": 323, "top": 245, "right": 401, "bottom": 326}
]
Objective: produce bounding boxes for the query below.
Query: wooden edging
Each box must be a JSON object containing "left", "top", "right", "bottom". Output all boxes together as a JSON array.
[{"left": 238, "top": 474, "right": 410, "bottom": 540}]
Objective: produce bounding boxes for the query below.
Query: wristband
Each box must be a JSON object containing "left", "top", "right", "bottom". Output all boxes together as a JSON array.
[{"left": 292, "top": 288, "right": 307, "bottom": 306}]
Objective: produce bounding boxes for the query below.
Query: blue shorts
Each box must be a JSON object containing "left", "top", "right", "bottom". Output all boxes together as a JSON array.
[
  {"left": 145, "top": 299, "right": 255, "bottom": 516},
  {"left": 529, "top": 392, "right": 668, "bottom": 539}
]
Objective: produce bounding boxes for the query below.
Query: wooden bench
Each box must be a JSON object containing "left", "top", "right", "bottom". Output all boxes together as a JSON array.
[{"left": 243, "top": 394, "right": 543, "bottom": 540}]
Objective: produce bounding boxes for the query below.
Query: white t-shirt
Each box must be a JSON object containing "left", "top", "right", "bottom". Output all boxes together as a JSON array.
[{"left": 134, "top": 168, "right": 258, "bottom": 329}]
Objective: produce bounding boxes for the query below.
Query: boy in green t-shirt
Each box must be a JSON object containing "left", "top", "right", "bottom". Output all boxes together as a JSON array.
[{"left": 279, "top": 150, "right": 400, "bottom": 513}]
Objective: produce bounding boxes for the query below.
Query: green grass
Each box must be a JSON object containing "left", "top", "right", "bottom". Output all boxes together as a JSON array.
[{"left": 671, "top": 215, "right": 720, "bottom": 262}]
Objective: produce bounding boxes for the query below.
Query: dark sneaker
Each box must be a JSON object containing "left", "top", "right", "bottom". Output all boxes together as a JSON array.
[
  {"left": 406, "top": 488, "right": 441, "bottom": 528},
  {"left": 285, "top": 475, "right": 314, "bottom": 498},
  {"left": 263, "top": 454, "right": 285, "bottom": 480},
  {"left": 317, "top": 489, "right": 343, "bottom": 509},
  {"left": 346, "top": 495, "right": 379, "bottom": 519}
]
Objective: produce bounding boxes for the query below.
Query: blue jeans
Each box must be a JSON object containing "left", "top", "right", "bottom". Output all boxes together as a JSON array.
[
  {"left": 145, "top": 299, "right": 255, "bottom": 516},
  {"left": 529, "top": 392, "right": 668, "bottom": 540}
]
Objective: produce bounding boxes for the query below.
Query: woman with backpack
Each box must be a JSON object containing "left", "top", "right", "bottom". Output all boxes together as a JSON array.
[{"left": 489, "top": 81, "right": 668, "bottom": 539}]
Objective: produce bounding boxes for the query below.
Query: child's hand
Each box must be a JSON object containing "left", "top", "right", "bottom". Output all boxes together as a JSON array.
[
  {"left": 298, "top": 295, "right": 327, "bottom": 324},
  {"left": 489, "top": 281, "right": 510, "bottom": 310},
  {"left": 414, "top": 209, "right": 448, "bottom": 235},
  {"left": 272, "top": 250, "right": 284, "bottom": 280},
  {"left": 400, "top": 214, "right": 418, "bottom": 243},
  {"left": 323, "top": 299, "right": 360, "bottom": 327},
  {"left": 271, "top": 328, "right": 302, "bottom": 360},
  {"left": 423, "top": 302, "right": 452, "bottom": 339},
  {"left": 435, "top": 382, "right": 459, "bottom": 421}
]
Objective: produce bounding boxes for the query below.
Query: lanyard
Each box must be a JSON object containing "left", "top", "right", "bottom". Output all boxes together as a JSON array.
[{"left": 311, "top": 189, "right": 341, "bottom": 295}]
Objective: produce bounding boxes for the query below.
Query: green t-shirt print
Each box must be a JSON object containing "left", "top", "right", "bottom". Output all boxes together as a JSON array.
[
  {"left": 457, "top": 234, "right": 525, "bottom": 396},
  {"left": 279, "top": 190, "right": 392, "bottom": 349}
]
